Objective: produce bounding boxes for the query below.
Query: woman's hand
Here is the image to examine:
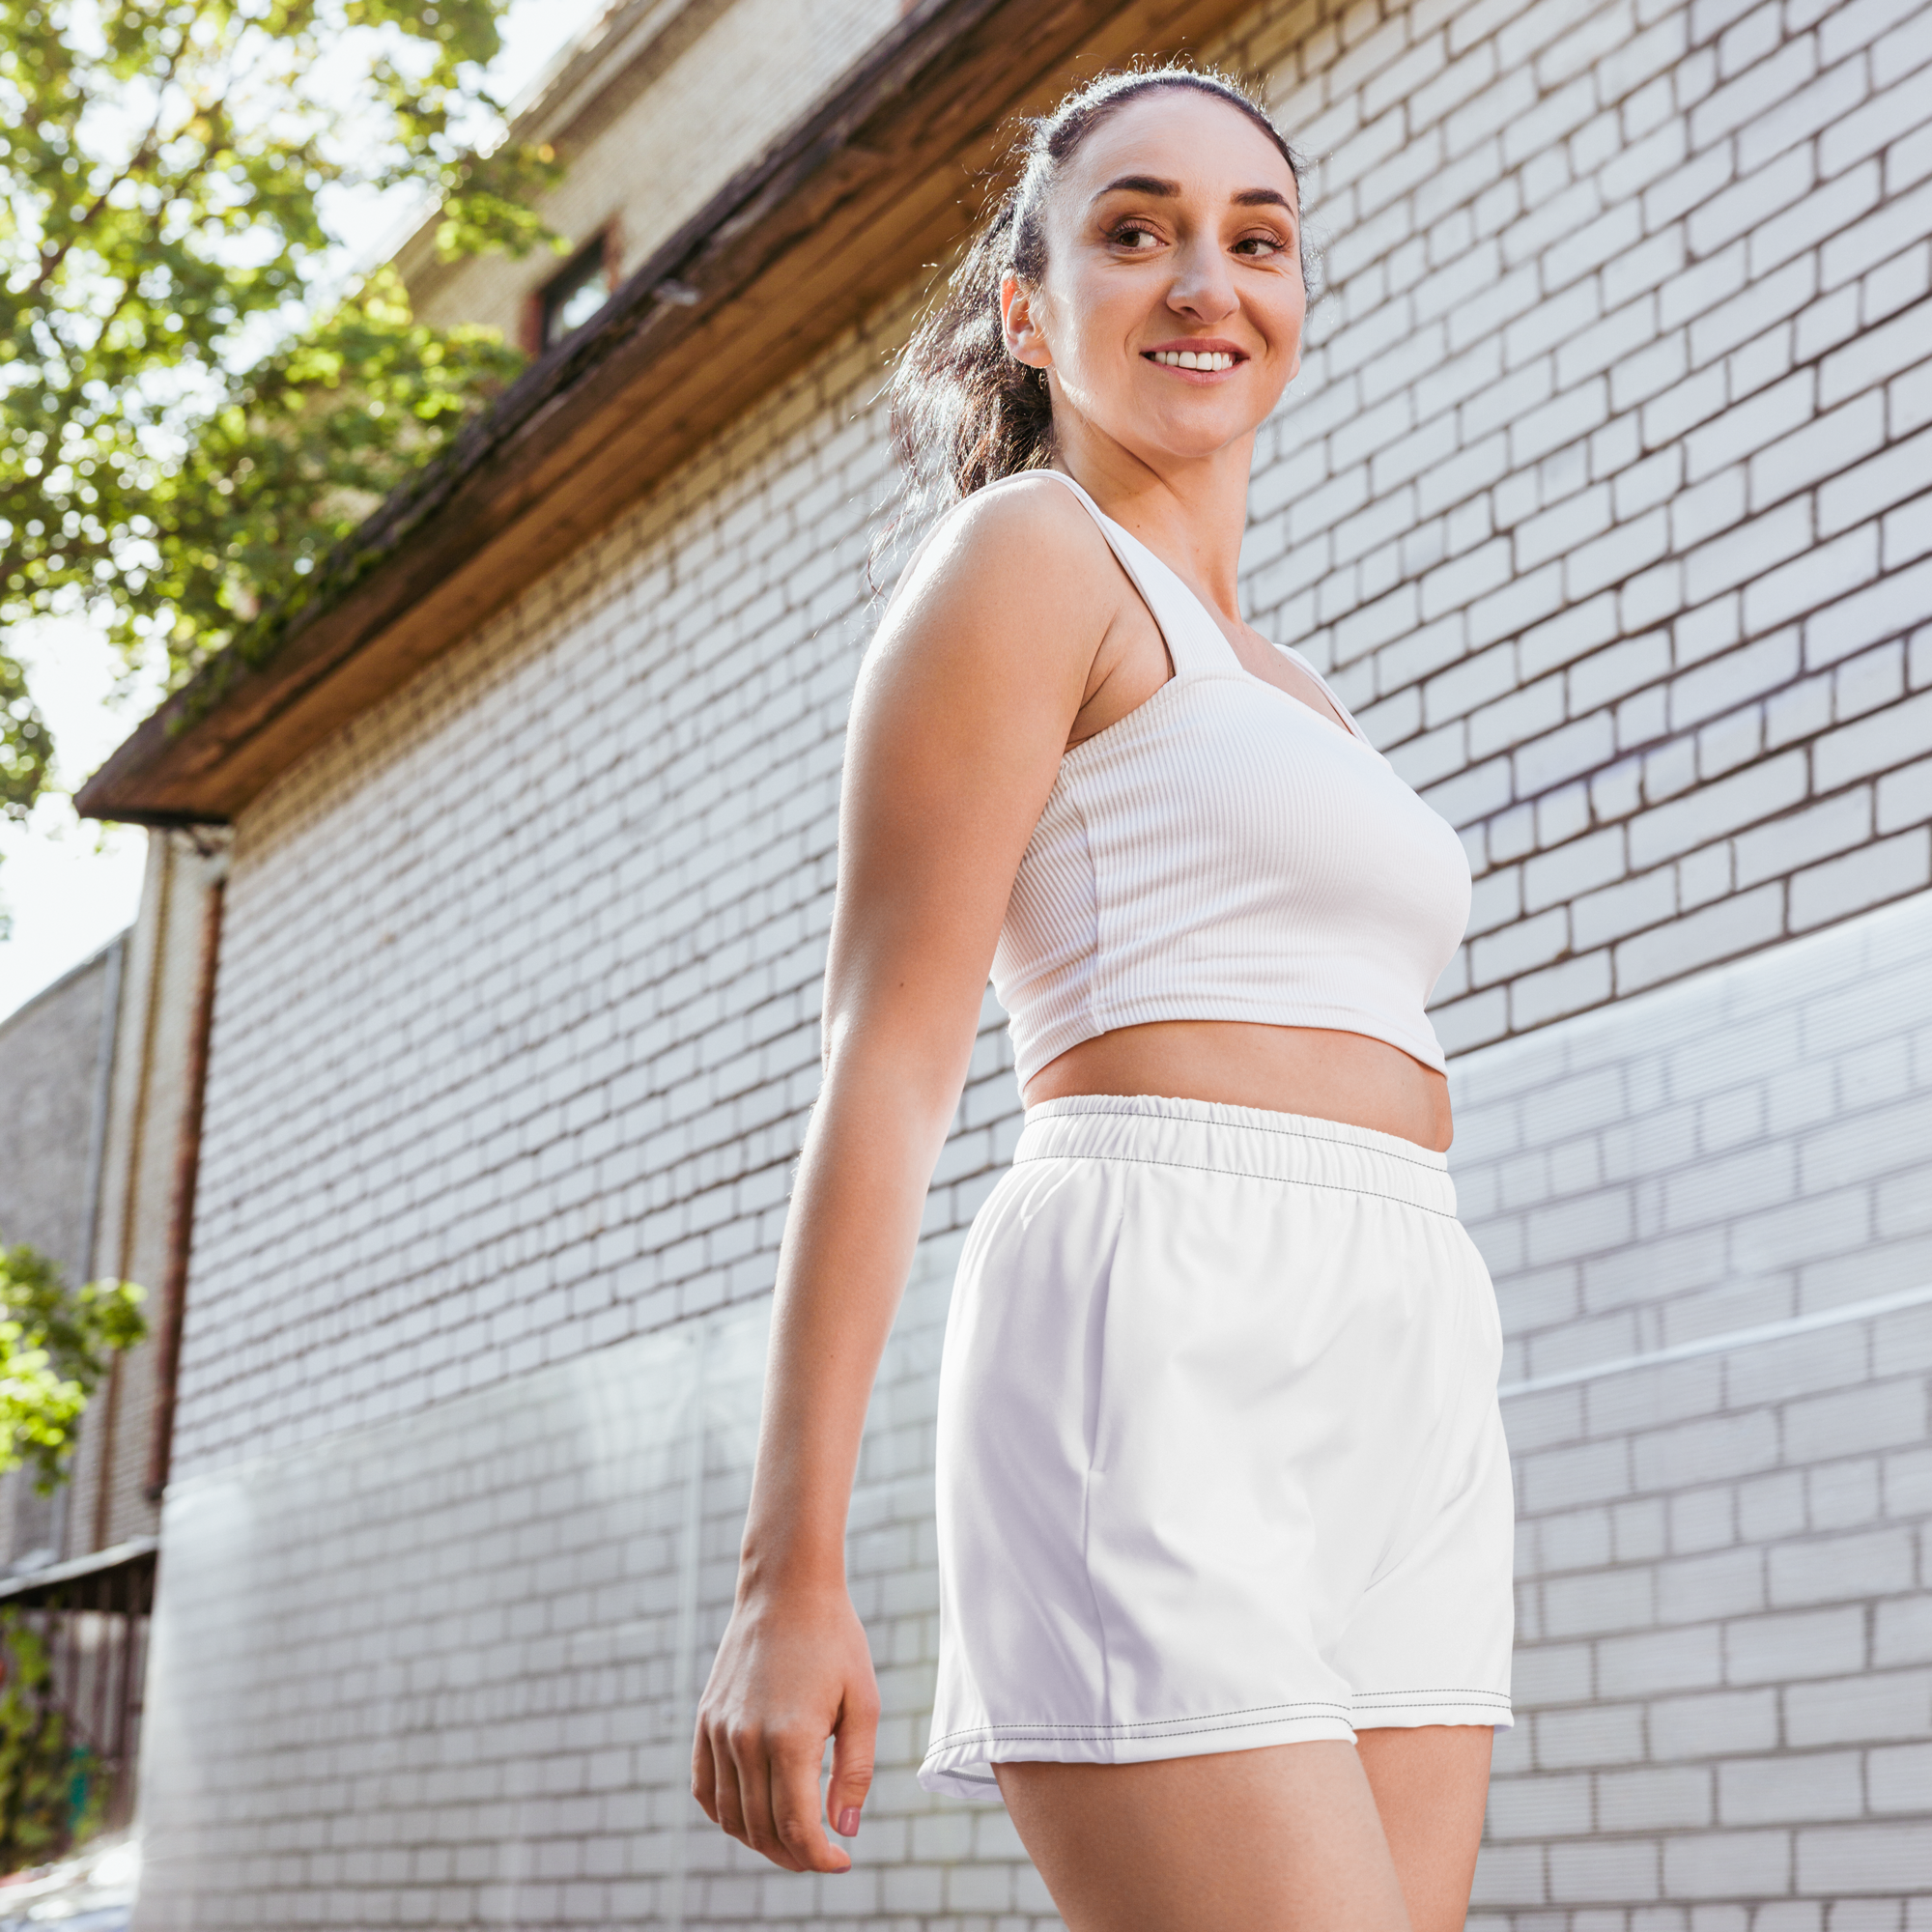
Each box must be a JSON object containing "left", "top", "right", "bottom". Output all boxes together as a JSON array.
[{"left": 693, "top": 1581, "right": 880, "bottom": 1874}]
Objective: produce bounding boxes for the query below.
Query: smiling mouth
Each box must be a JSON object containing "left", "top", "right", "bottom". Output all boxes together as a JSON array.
[{"left": 1146, "top": 349, "right": 1241, "bottom": 371}]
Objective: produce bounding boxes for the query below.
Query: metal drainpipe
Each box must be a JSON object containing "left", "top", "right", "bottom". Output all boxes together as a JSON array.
[
  {"left": 90, "top": 834, "right": 175, "bottom": 1555},
  {"left": 144, "top": 867, "right": 225, "bottom": 1505},
  {"left": 49, "top": 932, "right": 128, "bottom": 1567}
]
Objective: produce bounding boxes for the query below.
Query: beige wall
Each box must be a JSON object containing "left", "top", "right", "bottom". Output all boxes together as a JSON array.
[
  {"left": 401, "top": 0, "right": 901, "bottom": 344},
  {"left": 61, "top": 831, "right": 228, "bottom": 1559}
]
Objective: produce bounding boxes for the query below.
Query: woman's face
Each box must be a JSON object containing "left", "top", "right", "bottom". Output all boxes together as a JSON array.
[{"left": 1003, "top": 90, "right": 1306, "bottom": 471}]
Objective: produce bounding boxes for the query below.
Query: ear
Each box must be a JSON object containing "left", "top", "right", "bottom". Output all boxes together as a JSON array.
[{"left": 1000, "top": 272, "right": 1052, "bottom": 370}]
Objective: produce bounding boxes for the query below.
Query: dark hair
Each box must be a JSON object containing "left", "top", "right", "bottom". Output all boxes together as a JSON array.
[{"left": 884, "top": 67, "right": 1309, "bottom": 538}]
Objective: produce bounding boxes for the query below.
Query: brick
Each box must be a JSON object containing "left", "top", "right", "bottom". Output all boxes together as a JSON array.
[
  {"left": 1570, "top": 507, "right": 1674, "bottom": 600},
  {"left": 1877, "top": 754, "right": 1932, "bottom": 833},
  {"left": 1747, "top": 526, "right": 1884, "bottom": 638},
  {"left": 1659, "top": 1546, "right": 1766, "bottom": 1622},
  {"left": 1822, "top": 298, "right": 1932, "bottom": 410},
  {"left": 1798, "top": 1824, "right": 1932, "bottom": 1893},
  {"left": 1662, "top": 1831, "right": 1792, "bottom": 1899},
  {"left": 1686, "top": 371, "right": 1816, "bottom": 483},
  {"left": 1535, "top": 1699, "right": 1648, "bottom": 1765},
  {"left": 1644, "top": 363, "right": 1730, "bottom": 448},
  {"left": 1575, "top": 866, "right": 1678, "bottom": 949},
  {"left": 1469, "top": 1840, "right": 1548, "bottom": 1908},
  {"left": 1834, "top": 639, "right": 1909, "bottom": 722},
  {"left": 1869, "top": 1742, "right": 1932, "bottom": 1811},
  {"left": 1512, "top": 951, "right": 1615, "bottom": 1026},
  {"left": 1602, "top": 1766, "right": 1716, "bottom": 1833},
  {"left": 1551, "top": 1836, "right": 1663, "bottom": 1903},
  {"left": 1515, "top": 1437, "right": 1638, "bottom": 1507},
  {"left": 1687, "top": 144, "right": 1813, "bottom": 261},
  {"left": 1762, "top": 165, "right": 1889, "bottom": 289},
  {"left": 1726, "top": 1606, "right": 1867, "bottom": 1683},
  {"left": 1750, "top": 395, "right": 1889, "bottom": 517},
  {"left": 1634, "top": 1409, "right": 1780, "bottom": 1490},
  {"left": 1819, "top": 426, "right": 1932, "bottom": 538},
  {"left": 1685, "top": 497, "right": 1812, "bottom": 607},
  {"left": 1822, "top": 180, "right": 1932, "bottom": 293},
  {"left": 1786, "top": 1668, "right": 1932, "bottom": 1744},
  {"left": 1789, "top": 827, "right": 1932, "bottom": 928},
  {"left": 1805, "top": 562, "right": 1932, "bottom": 671},
  {"left": 1823, "top": 69, "right": 1932, "bottom": 180},
  {"left": 1629, "top": 752, "right": 1808, "bottom": 867},
  {"left": 1773, "top": 1525, "right": 1918, "bottom": 1612},
  {"left": 1650, "top": 1688, "right": 1780, "bottom": 1759},
  {"left": 1861, "top": 243, "right": 1932, "bottom": 327},
  {"left": 1599, "top": 1624, "right": 1725, "bottom": 1697},
  {"left": 1733, "top": 790, "right": 1873, "bottom": 888},
  {"left": 1738, "top": 54, "right": 1871, "bottom": 178},
  {"left": 1818, "top": 0, "right": 1925, "bottom": 64},
  {"left": 1671, "top": 633, "right": 1802, "bottom": 733},
  {"left": 1721, "top": 1751, "right": 1864, "bottom": 1826}
]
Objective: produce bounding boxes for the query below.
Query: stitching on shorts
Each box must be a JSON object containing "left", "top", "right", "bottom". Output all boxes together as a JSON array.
[
  {"left": 1031, "top": 1098, "right": 1451, "bottom": 1175},
  {"left": 1352, "top": 1701, "right": 1514, "bottom": 1717},
  {"left": 1013, "top": 1150, "right": 1457, "bottom": 1219},
  {"left": 924, "top": 1700, "right": 1353, "bottom": 1753},
  {"left": 1352, "top": 1687, "right": 1511, "bottom": 1703}
]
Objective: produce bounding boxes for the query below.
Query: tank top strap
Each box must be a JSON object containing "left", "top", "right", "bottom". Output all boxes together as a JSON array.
[{"left": 1035, "top": 469, "right": 1240, "bottom": 680}]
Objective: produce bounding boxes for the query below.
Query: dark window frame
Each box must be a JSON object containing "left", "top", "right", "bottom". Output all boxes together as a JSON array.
[{"left": 533, "top": 230, "right": 617, "bottom": 351}]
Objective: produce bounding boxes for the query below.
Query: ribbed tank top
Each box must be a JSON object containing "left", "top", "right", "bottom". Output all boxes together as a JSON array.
[{"left": 992, "top": 469, "right": 1472, "bottom": 1084}]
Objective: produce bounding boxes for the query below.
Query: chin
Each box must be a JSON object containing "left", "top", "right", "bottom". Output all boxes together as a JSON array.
[{"left": 1146, "top": 412, "right": 1258, "bottom": 459}]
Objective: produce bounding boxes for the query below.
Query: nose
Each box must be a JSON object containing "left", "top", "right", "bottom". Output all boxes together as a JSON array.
[{"left": 1166, "top": 234, "right": 1237, "bottom": 325}]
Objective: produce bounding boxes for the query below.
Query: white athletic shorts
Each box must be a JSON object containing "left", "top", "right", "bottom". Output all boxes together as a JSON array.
[{"left": 920, "top": 1094, "right": 1514, "bottom": 1800}]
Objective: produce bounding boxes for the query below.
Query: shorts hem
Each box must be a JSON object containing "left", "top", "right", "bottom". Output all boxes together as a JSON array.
[
  {"left": 918, "top": 1708, "right": 1357, "bottom": 1802},
  {"left": 919, "top": 1690, "right": 1515, "bottom": 1799},
  {"left": 1351, "top": 1690, "right": 1513, "bottom": 1731}
]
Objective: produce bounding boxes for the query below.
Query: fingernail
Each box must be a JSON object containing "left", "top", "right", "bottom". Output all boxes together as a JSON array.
[{"left": 837, "top": 1806, "right": 862, "bottom": 1837}]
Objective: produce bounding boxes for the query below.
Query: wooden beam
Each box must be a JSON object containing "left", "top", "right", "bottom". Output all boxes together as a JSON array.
[{"left": 77, "top": 0, "right": 1253, "bottom": 826}]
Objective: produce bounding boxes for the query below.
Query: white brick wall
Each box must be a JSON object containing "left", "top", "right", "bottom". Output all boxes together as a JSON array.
[
  {"left": 139, "top": 1237, "right": 1040, "bottom": 1931},
  {"left": 141, "top": 895, "right": 1932, "bottom": 1930},
  {"left": 1221, "top": 0, "right": 1932, "bottom": 1054},
  {"left": 149, "top": 0, "right": 1932, "bottom": 1919},
  {"left": 1452, "top": 887, "right": 1932, "bottom": 1922},
  {"left": 176, "top": 299, "right": 931, "bottom": 1480}
]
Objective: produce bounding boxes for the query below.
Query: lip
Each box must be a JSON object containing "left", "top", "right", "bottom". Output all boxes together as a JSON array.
[{"left": 1140, "top": 338, "right": 1250, "bottom": 381}]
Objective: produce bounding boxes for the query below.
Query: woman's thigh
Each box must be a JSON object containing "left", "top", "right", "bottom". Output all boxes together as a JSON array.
[
  {"left": 1355, "top": 1725, "right": 1492, "bottom": 1932},
  {"left": 994, "top": 1742, "right": 1412, "bottom": 1932}
]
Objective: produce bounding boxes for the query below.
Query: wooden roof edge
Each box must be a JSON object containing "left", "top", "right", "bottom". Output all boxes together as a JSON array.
[
  {"left": 78, "top": 0, "right": 1255, "bottom": 826},
  {"left": 75, "top": 0, "right": 1013, "bottom": 828}
]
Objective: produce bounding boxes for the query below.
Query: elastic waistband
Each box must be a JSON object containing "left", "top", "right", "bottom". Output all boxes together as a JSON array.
[{"left": 1016, "top": 1094, "right": 1458, "bottom": 1218}]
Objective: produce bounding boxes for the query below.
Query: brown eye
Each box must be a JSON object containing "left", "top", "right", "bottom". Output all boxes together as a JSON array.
[{"left": 1112, "top": 222, "right": 1161, "bottom": 251}]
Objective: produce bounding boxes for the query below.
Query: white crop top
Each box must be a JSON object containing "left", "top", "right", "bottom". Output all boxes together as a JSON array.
[{"left": 991, "top": 470, "right": 1472, "bottom": 1085}]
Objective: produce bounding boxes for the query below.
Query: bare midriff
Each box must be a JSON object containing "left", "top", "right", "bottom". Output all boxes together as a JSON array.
[{"left": 1024, "top": 1019, "right": 1454, "bottom": 1152}]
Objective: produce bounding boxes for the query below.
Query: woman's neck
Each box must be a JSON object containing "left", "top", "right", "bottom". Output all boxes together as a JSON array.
[{"left": 1051, "top": 424, "right": 1256, "bottom": 621}]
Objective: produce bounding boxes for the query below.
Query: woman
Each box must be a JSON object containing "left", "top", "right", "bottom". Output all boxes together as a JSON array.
[{"left": 692, "top": 67, "right": 1513, "bottom": 1932}]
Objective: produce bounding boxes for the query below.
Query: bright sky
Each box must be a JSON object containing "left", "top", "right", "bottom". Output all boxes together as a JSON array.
[{"left": 0, "top": 0, "right": 613, "bottom": 1026}]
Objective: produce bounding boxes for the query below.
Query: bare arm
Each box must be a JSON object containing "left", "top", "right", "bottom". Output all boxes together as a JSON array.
[{"left": 692, "top": 479, "right": 1122, "bottom": 1871}]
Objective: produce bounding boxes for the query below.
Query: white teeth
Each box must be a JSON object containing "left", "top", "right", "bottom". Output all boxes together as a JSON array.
[{"left": 1152, "top": 350, "right": 1236, "bottom": 370}]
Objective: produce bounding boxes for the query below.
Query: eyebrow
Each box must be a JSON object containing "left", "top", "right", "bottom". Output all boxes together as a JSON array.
[{"left": 1094, "top": 174, "right": 1297, "bottom": 215}]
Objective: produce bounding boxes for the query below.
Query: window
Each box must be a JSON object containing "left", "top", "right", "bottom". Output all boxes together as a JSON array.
[{"left": 540, "top": 239, "right": 611, "bottom": 348}]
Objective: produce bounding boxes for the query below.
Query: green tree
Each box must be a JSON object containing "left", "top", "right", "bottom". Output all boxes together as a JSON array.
[
  {"left": 0, "top": 0, "right": 561, "bottom": 810},
  {"left": 0, "top": 1611, "right": 98, "bottom": 1869},
  {"left": 0, "top": 1237, "right": 145, "bottom": 1492},
  {"left": 0, "top": 645, "right": 51, "bottom": 936}
]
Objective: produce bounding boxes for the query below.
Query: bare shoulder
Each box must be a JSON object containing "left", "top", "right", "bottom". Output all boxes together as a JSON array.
[{"left": 876, "top": 473, "right": 1126, "bottom": 670}]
